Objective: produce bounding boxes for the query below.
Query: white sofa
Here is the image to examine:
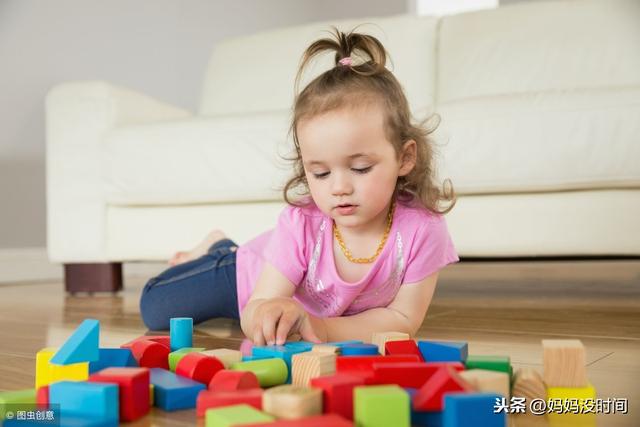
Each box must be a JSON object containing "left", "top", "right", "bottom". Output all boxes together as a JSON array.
[{"left": 46, "top": 0, "right": 640, "bottom": 291}]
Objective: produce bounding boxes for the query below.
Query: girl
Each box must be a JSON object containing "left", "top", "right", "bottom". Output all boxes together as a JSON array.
[{"left": 140, "top": 27, "right": 458, "bottom": 346}]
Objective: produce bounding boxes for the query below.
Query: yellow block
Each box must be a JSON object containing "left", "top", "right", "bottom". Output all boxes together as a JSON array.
[
  {"left": 150, "top": 384, "right": 154, "bottom": 406},
  {"left": 35, "top": 347, "right": 89, "bottom": 389},
  {"left": 546, "top": 384, "right": 597, "bottom": 426},
  {"left": 547, "top": 383, "right": 596, "bottom": 400}
]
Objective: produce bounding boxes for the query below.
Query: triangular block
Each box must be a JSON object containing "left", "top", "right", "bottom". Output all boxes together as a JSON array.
[{"left": 51, "top": 319, "right": 100, "bottom": 365}]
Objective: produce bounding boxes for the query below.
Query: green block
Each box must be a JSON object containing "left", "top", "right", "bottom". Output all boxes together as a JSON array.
[
  {"left": 354, "top": 385, "right": 410, "bottom": 427},
  {"left": 0, "top": 389, "right": 36, "bottom": 420},
  {"left": 231, "top": 358, "right": 288, "bottom": 387},
  {"left": 168, "top": 347, "right": 205, "bottom": 372},
  {"left": 465, "top": 355, "right": 512, "bottom": 379},
  {"left": 205, "top": 404, "right": 274, "bottom": 427}
]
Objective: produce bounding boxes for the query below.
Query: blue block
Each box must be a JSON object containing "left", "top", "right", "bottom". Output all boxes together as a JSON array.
[
  {"left": 89, "top": 348, "right": 137, "bottom": 373},
  {"left": 49, "top": 381, "right": 118, "bottom": 423},
  {"left": 50, "top": 319, "right": 99, "bottom": 365},
  {"left": 150, "top": 368, "right": 205, "bottom": 411},
  {"left": 340, "top": 343, "right": 379, "bottom": 356},
  {"left": 241, "top": 354, "right": 274, "bottom": 362},
  {"left": 283, "top": 341, "right": 314, "bottom": 352},
  {"left": 170, "top": 318, "right": 193, "bottom": 351},
  {"left": 326, "top": 340, "right": 363, "bottom": 348},
  {"left": 252, "top": 345, "right": 310, "bottom": 383},
  {"left": 405, "top": 388, "right": 443, "bottom": 427},
  {"left": 4, "top": 415, "right": 117, "bottom": 427},
  {"left": 443, "top": 393, "right": 506, "bottom": 427},
  {"left": 417, "top": 341, "right": 468, "bottom": 363}
]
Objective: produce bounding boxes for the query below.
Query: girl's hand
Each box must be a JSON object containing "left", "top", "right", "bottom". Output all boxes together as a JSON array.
[{"left": 252, "top": 297, "right": 325, "bottom": 346}]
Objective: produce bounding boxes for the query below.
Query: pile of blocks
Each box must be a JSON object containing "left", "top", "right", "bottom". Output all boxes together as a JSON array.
[{"left": 0, "top": 318, "right": 594, "bottom": 426}]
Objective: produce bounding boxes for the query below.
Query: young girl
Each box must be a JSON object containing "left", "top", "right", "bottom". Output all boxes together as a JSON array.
[{"left": 140, "top": 27, "right": 458, "bottom": 346}]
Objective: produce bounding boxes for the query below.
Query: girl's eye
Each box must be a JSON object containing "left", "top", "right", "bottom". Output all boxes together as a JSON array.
[
  {"left": 313, "top": 172, "right": 330, "bottom": 179},
  {"left": 352, "top": 166, "right": 372, "bottom": 174}
]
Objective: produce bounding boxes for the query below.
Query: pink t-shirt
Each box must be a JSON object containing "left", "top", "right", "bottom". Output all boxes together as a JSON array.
[{"left": 235, "top": 198, "right": 459, "bottom": 317}]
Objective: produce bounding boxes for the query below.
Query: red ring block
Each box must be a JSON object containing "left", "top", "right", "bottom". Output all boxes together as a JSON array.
[
  {"left": 175, "top": 353, "right": 224, "bottom": 385},
  {"left": 208, "top": 369, "right": 260, "bottom": 392},
  {"left": 130, "top": 340, "right": 170, "bottom": 369}
]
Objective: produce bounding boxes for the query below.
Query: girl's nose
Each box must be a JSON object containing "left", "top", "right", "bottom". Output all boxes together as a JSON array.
[{"left": 331, "top": 172, "right": 353, "bottom": 196}]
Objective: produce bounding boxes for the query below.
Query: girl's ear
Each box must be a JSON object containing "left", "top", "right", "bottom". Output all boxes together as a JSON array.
[{"left": 398, "top": 140, "right": 417, "bottom": 176}]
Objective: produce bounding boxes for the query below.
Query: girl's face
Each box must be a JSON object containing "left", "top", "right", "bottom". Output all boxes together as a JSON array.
[{"left": 297, "top": 103, "right": 416, "bottom": 232}]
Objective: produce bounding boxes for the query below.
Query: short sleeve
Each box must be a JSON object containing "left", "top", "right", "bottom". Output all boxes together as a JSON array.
[
  {"left": 263, "top": 206, "right": 308, "bottom": 286},
  {"left": 402, "top": 215, "right": 459, "bottom": 284}
]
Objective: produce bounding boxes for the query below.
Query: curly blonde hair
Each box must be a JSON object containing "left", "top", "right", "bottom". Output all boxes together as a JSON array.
[{"left": 283, "top": 26, "right": 455, "bottom": 215}]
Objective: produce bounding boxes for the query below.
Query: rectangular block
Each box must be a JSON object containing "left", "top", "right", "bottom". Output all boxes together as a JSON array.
[
  {"left": 90, "top": 367, "right": 150, "bottom": 421},
  {"left": 0, "top": 389, "right": 36, "bottom": 420},
  {"left": 443, "top": 392, "right": 506, "bottom": 427},
  {"left": 292, "top": 352, "right": 336, "bottom": 386},
  {"left": 49, "top": 381, "right": 118, "bottom": 423},
  {"left": 150, "top": 368, "right": 206, "bottom": 411},
  {"left": 36, "top": 348, "right": 88, "bottom": 389},
  {"left": 417, "top": 341, "right": 468, "bottom": 363},
  {"left": 542, "top": 339, "right": 588, "bottom": 387},
  {"left": 354, "top": 385, "right": 410, "bottom": 427}
]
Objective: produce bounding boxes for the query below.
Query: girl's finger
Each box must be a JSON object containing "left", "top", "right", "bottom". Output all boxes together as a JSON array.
[
  {"left": 262, "top": 309, "right": 282, "bottom": 346},
  {"left": 275, "top": 310, "right": 299, "bottom": 345}
]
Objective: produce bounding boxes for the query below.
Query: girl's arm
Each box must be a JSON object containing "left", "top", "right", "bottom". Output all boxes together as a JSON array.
[{"left": 322, "top": 272, "right": 439, "bottom": 342}]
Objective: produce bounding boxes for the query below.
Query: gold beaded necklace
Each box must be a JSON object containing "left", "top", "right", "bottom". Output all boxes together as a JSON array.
[{"left": 333, "top": 201, "right": 396, "bottom": 264}]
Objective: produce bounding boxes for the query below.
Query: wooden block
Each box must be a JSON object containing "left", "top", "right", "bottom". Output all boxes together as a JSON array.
[
  {"left": 36, "top": 385, "right": 49, "bottom": 408},
  {"left": 0, "top": 389, "right": 36, "bottom": 419},
  {"left": 340, "top": 344, "right": 379, "bottom": 356},
  {"left": 35, "top": 347, "right": 89, "bottom": 389},
  {"left": 49, "top": 381, "right": 119, "bottom": 423},
  {"left": 443, "top": 392, "right": 506, "bottom": 427},
  {"left": 311, "top": 344, "right": 340, "bottom": 355},
  {"left": 354, "top": 385, "right": 410, "bottom": 427},
  {"left": 149, "top": 367, "right": 206, "bottom": 411},
  {"left": 512, "top": 368, "right": 546, "bottom": 401},
  {"left": 464, "top": 355, "right": 512, "bottom": 378},
  {"left": 121, "top": 335, "right": 170, "bottom": 350},
  {"left": 547, "top": 383, "right": 596, "bottom": 401},
  {"left": 89, "top": 367, "right": 150, "bottom": 422},
  {"left": 170, "top": 317, "right": 193, "bottom": 351},
  {"left": 168, "top": 347, "right": 206, "bottom": 372},
  {"left": 252, "top": 345, "right": 310, "bottom": 383},
  {"left": 371, "top": 332, "right": 410, "bottom": 355},
  {"left": 196, "top": 388, "right": 263, "bottom": 417},
  {"left": 546, "top": 383, "right": 597, "bottom": 419},
  {"left": 459, "top": 369, "right": 510, "bottom": 398},
  {"left": 175, "top": 353, "right": 224, "bottom": 384},
  {"left": 262, "top": 385, "right": 323, "bottom": 420},
  {"left": 310, "top": 373, "right": 366, "bottom": 420},
  {"left": 231, "top": 358, "right": 288, "bottom": 387},
  {"left": 149, "top": 384, "right": 154, "bottom": 406},
  {"left": 336, "top": 355, "right": 420, "bottom": 373},
  {"left": 209, "top": 370, "right": 260, "bottom": 392},
  {"left": 542, "top": 339, "right": 588, "bottom": 387},
  {"left": 417, "top": 340, "right": 468, "bottom": 363},
  {"left": 89, "top": 348, "right": 137, "bottom": 374},
  {"left": 205, "top": 404, "right": 274, "bottom": 427},
  {"left": 130, "top": 340, "right": 170, "bottom": 370},
  {"left": 201, "top": 349, "right": 242, "bottom": 369},
  {"left": 292, "top": 352, "right": 336, "bottom": 386},
  {"left": 413, "top": 366, "right": 474, "bottom": 411},
  {"left": 371, "top": 362, "right": 464, "bottom": 388},
  {"left": 50, "top": 319, "right": 100, "bottom": 365},
  {"left": 384, "top": 340, "right": 424, "bottom": 361},
  {"left": 241, "top": 413, "right": 353, "bottom": 426}
]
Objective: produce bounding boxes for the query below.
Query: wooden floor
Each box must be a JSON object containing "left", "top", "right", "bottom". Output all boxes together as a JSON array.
[{"left": 0, "top": 260, "right": 638, "bottom": 426}]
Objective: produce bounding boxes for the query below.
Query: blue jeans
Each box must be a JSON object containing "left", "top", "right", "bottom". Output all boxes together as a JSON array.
[{"left": 139, "top": 238, "right": 240, "bottom": 331}]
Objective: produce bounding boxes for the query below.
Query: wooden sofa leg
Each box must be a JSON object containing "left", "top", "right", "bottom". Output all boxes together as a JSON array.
[{"left": 64, "top": 263, "right": 123, "bottom": 294}]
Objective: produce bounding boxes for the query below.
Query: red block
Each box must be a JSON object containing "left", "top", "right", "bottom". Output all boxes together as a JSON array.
[
  {"left": 412, "top": 365, "right": 473, "bottom": 411},
  {"left": 89, "top": 367, "right": 150, "bottom": 422},
  {"left": 384, "top": 340, "right": 424, "bottom": 361},
  {"left": 336, "top": 355, "right": 420, "bottom": 372},
  {"left": 196, "top": 389, "right": 263, "bottom": 417},
  {"left": 176, "top": 353, "right": 224, "bottom": 385},
  {"left": 129, "top": 340, "right": 170, "bottom": 369},
  {"left": 242, "top": 413, "right": 353, "bottom": 426},
  {"left": 371, "top": 362, "right": 465, "bottom": 388},
  {"left": 208, "top": 369, "right": 260, "bottom": 392},
  {"left": 121, "top": 335, "right": 170, "bottom": 350},
  {"left": 36, "top": 386, "right": 49, "bottom": 408},
  {"left": 310, "top": 373, "right": 366, "bottom": 420}
]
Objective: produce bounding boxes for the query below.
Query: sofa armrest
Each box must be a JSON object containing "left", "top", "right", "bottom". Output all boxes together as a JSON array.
[{"left": 46, "top": 80, "right": 191, "bottom": 263}]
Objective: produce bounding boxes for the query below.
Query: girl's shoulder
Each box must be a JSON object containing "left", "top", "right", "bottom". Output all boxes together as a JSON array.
[
  {"left": 278, "top": 197, "right": 326, "bottom": 229},
  {"left": 396, "top": 197, "right": 445, "bottom": 226}
]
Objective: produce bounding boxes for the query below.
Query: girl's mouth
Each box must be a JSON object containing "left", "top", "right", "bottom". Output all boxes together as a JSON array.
[{"left": 336, "top": 204, "right": 357, "bottom": 215}]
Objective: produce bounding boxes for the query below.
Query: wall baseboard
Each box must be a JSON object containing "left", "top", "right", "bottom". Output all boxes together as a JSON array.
[{"left": 0, "top": 248, "right": 165, "bottom": 284}]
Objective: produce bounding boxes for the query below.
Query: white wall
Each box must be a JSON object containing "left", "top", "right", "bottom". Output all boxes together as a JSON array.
[{"left": 0, "top": 0, "right": 407, "bottom": 248}]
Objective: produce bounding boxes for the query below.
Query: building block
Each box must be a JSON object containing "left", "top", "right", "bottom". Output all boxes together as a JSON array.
[
  {"left": 200, "top": 349, "right": 242, "bottom": 368},
  {"left": 547, "top": 383, "right": 597, "bottom": 411},
  {"left": 89, "top": 367, "right": 150, "bottom": 422},
  {"left": 340, "top": 343, "right": 379, "bottom": 356},
  {"left": 547, "top": 412, "right": 597, "bottom": 427},
  {"left": 284, "top": 341, "right": 315, "bottom": 352},
  {"left": 413, "top": 366, "right": 474, "bottom": 411},
  {"left": 150, "top": 384, "right": 154, "bottom": 406},
  {"left": 50, "top": 319, "right": 100, "bottom": 365},
  {"left": 326, "top": 340, "right": 363, "bottom": 348},
  {"left": 263, "top": 385, "right": 322, "bottom": 420},
  {"left": 89, "top": 348, "right": 137, "bottom": 373},
  {"left": 311, "top": 344, "right": 341, "bottom": 355},
  {"left": 170, "top": 317, "right": 193, "bottom": 351},
  {"left": 196, "top": 389, "right": 263, "bottom": 417},
  {"left": 209, "top": 370, "right": 260, "bottom": 392},
  {"left": 371, "top": 332, "right": 410, "bottom": 354},
  {"left": 252, "top": 345, "right": 310, "bottom": 383},
  {"left": 310, "top": 373, "right": 366, "bottom": 420},
  {"left": 385, "top": 340, "right": 424, "bottom": 361},
  {"left": 36, "top": 385, "right": 49, "bottom": 408},
  {"left": 512, "top": 368, "right": 546, "bottom": 401},
  {"left": 292, "top": 352, "right": 336, "bottom": 386},
  {"left": 130, "top": 340, "right": 170, "bottom": 369},
  {"left": 35, "top": 347, "right": 88, "bottom": 389},
  {"left": 121, "top": 335, "right": 171, "bottom": 350},
  {"left": 371, "top": 362, "right": 464, "bottom": 388},
  {"left": 459, "top": 369, "right": 510, "bottom": 398},
  {"left": 242, "top": 354, "right": 275, "bottom": 362},
  {"left": 168, "top": 347, "right": 206, "bottom": 372},
  {"left": 0, "top": 389, "right": 36, "bottom": 420},
  {"left": 464, "top": 355, "right": 512, "bottom": 378},
  {"left": 49, "top": 381, "right": 118, "bottom": 423},
  {"left": 354, "top": 385, "right": 410, "bottom": 427},
  {"left": 443, "top": 392, "right": 506, "bottom": 427},
  {"left": 176, "top": 352, "right": 224, "bottom": 384},
  {"left": 417, "top": 340, "right": 468, "bottom": 363},
  {"left": 150, "top": 367, "right": 206, "bottom": 411},
  {"left": 404, "top": 389, "right": 443, "bottom": 427},
  {"left": 3, "top": 415, "right": 117, "bottom": 427},
  {"left": 542, "top": 339, "right": 588, "bottom": 387},
  {"left": 241, "top": 413, "right": 354, "bottom": 426},
  {"left": 205, "top": 404, "right": 274, "bottom": 427},
  {"left": 336, "top": 355, "right": 420, "bottom": 372},
  {"left": 231, "top": 357, "right": 288, "bottom": 387}
]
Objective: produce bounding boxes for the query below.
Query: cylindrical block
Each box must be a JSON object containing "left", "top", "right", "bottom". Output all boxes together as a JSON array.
[
  {"left": 170, "top": 317, "right": 193, "bottom": 351},
  {"left": 231, "top": 358, "right": 288, "bottom": 387}
]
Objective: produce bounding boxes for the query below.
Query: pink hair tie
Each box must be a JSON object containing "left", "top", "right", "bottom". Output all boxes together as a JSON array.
[{"left": 338, "top": 57, "right": 352, "bottom": 67}]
